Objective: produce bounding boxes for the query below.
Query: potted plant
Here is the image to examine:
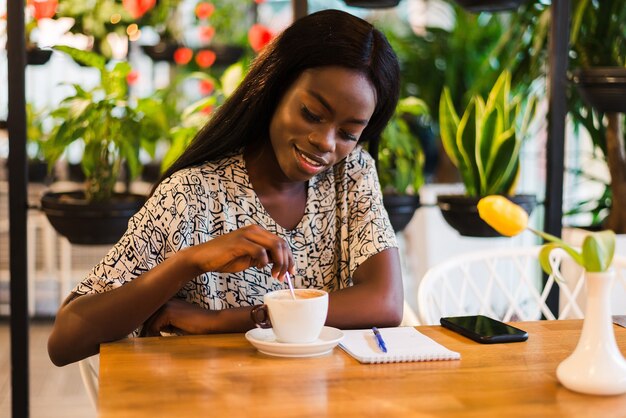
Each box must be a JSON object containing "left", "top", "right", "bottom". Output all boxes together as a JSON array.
[
  {"left": 437, "top": 70, "right": 537, "bottom": 237},
  {"left": 40, "top": 46, "right": 166, "bottom": 245},
  {"left": 451, "top": 0, "right": 530, "bottom": 13},
  {"left": 378, "top": 96, "right": 429, "bottom": 232},
  {"left": 567, "top": 0, "right": 626, "bottom": 232},
  {"left": 25, "top": 103, "right": 54, "bottom": 183}
]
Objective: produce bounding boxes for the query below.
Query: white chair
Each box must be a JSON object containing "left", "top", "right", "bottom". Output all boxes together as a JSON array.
[
  {"left": 78, "top": 355, "right": 99, "bottom": 409},
  {"left": 400, "top": 299, "right": 420, "bottom": 326},
  {"left": 417, "top": 246, "right": 626, "bottom": 325}
]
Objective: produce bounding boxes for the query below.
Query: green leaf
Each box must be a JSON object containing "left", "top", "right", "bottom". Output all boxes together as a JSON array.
[
  {"left": 397, "top": 96, "right": 429, "bottom": 116},
  {"left": 53, "top": 46, "right": 106, "bottom": 70},
  {"left": 485, "top": 129, "right": 517, "bottom": 194},
  {"left": 581, "top": 230, "right": 616, "bottom": 272},
  {"left": 457, "top": 98, "right": 480, "bottom": 195},
  {"left": 529, "top": 228, "right": 585, "bottom": 266},
  {"left": 538, "top": 243, "right": 561, "bottom": 275},
  {"left": 439, "top": 88, "right": 461, "bottom": 168},
  {"left": 477, "top": 108, "right": 498, "bottom": 194},
  {"left": 181, "top": 96, "right": 217, "bottom": 120}
]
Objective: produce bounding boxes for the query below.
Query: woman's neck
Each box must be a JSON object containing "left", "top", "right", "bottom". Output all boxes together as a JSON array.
[{"left": 243, "top": 143, "right": 307, "bottom": 230}]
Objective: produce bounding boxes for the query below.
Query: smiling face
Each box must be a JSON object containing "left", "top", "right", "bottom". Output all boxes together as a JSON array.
[{"left": 268, "top": 66, "right": 377, "bottom": 182}]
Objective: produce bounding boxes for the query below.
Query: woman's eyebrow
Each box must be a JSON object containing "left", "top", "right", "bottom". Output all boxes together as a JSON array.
[{"left": 307, "top": 90, "right": 369, "bottom": 126}]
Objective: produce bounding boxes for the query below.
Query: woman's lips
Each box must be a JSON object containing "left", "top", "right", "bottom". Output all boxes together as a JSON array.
[{"left": 294, "top": 146, "right": 327, "bottom": 175}]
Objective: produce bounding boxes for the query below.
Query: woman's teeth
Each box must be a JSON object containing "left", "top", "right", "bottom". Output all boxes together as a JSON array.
[{"left": 300, "top": 152, "right": 322, "bottom": 167}]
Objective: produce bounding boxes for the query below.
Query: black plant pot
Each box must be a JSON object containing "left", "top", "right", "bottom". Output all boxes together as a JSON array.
[
  {"left": 572, "top": 67, "right": 626, "bottom": 113},
  {"left": 141, "top": 161, "right": 162, "bottom": 184},
  {"left": 453, "top": 0, "right": 528, "bottom": 12},
  {"left": 437, "top": 194, "right": 536, "bottom": 237},
  {"left": 67, "top": 163, "right": 86, "bottom": 183},
  {"left": 383, "top": 194, "right": 421, "bottom": 233},
  {"left": 142, "top": 41, "right": 181, "bottom": 62},
  {"left": 26, "top": 47, "right": 53, "bottom": 66},
  {"left": 41, "top": 191, "right": 146, "bottom": 245},
  {"left": 344, "top": 0, "right": 400, "bottom": 8},
  {"left": 28, "top": 159, "right": 52, "bottom": 183},
  {"left": 211, "top": 44, "right": 245, "bottom": 67}
]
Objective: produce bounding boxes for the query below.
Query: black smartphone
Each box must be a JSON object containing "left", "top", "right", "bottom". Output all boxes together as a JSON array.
[{"left": 440, "top": 315, "right": 528, "bottom": 344}]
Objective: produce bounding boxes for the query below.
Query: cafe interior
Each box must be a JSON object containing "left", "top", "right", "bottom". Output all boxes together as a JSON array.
[{"left": 1, "top": 0, "right": 626, "bottom": 416}]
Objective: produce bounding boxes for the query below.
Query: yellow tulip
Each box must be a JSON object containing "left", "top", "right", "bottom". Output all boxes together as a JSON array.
[{"left": 477, "top": 195, "right": 529, "bottom": 237}]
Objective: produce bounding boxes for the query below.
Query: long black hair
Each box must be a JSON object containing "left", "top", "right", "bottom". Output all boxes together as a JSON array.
[{"left": 158, "top": 9, "right": 400, "bottom": 185}]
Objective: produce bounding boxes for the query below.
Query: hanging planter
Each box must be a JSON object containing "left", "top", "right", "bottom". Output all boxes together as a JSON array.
[
  {"left": 452, "top": 0, "right": 529, "bottom": 13},
  {"left": 211, "top": 44, "right": 245, "bottom": 67},
  {"left": 26, "top": 47, "right": 53, "bottom": 65},
  {"left": 437, "top": 194, "right": 536, "bottom": 237},
  {"left": 344, "top": 0, "right": 400, "bottom": 8},
  {"left": 383, "top": 194, "right": 420, "bottom": 233},
  {"left": 141, "top": 40, "right": 181, "bottom": 62},
  {"left": 572, "top": 67, "right": 626, "bottom": 113},
  {"left": 41, "top": 191, "right": 145, "bottom": 245}
]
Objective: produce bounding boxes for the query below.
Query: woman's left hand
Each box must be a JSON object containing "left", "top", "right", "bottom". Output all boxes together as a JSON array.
[{"left": 140, "top": 298, "right": 209, "bottom": 337}]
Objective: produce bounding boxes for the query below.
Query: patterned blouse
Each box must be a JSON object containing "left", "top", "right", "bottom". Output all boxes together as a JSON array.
[{"left": 72, "top": 146, "right": 397, "bottom": 313}]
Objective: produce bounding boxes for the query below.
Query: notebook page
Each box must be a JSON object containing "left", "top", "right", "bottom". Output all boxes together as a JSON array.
[{"left": 339, "top": 327, "right": 461, "bottom": 364}]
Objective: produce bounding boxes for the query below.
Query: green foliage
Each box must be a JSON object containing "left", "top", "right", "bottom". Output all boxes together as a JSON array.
[
  {"left": 45, "top": 46, "right": 166, "bottom": 202},
  {"left": 161, "top": 62, "right": 246, "bottom": 172},
  {"left": 537, "top": 229, "right": 616, "bottom": 274},
  {"left": 570, "top": 0, "right": 626, "bottom": 68},
  {"left": 56, "top": 0, "right": 134, "bottom": 59},
  {"left": 381, "top": 2, "right": 531, "bottom": 127},
  {"left": 565, "top": 0, "right": 626, "bottom": 226},
  {"left": 439, "top": 71, "right": 536, "bottom": 197},
  {"left": 26, "top": 103, "right": 49, "bottom": 161},
  {"left": 378, "top": 97, "right": 429, "bottom": 195}
]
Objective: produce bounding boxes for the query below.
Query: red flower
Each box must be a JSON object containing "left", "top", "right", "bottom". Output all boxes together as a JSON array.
[
  {"left": 31, "top": 0, "right": 58, "bottom": 20},
  {"left": 195, "top": 50, "right": 216, "bottom": 68},
  {"left": 200, "top": 105, "right": 214, "bottom": 115},
  {"left": 173, "top": 47, "right": 193, "bottom": 65},
  {"left": 195, "top": 2, "right": 215, "bottom": 20},
  {"left": 198, "top": 26, "right": 216, "bottom": 43},
  {"left": 122, "top": 0, "right": 156, "bottom": 20},
  {"left": 199, "top": 79, "right": 215, "bottom": 95},
  {"left": 254, "top": 0, "right": 266, "bottom": 3},
  {"left": 248, "top": 24, "right": 274, "bottom": 53},
  {"left": 126, "top": 70, "right": 140, "bottom": 86}
]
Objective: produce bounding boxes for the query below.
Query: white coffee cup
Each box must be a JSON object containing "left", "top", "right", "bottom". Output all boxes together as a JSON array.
[{"left": 251, "top": 289, "right": 328, "bottom": 343}]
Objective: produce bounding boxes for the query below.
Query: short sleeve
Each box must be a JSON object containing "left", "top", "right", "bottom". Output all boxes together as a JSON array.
[
  {"left": 71, "top": 172, "right": 201, "bottom": 297},
  {"left": 345, "top": 150, "right": 398, "bottom": 277}
]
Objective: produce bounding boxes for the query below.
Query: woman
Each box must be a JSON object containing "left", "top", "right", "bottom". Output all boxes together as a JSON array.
[{"left": 48, "top": 9, "right": 403, "bottom": 366}]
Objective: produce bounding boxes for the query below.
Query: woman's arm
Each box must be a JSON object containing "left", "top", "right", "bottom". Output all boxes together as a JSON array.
[
  {"left": 47, "top": 225, "right": 294, "bottom": 366},
  {"left": 325, "top": 247, "right": 404, "bottom": 329}
]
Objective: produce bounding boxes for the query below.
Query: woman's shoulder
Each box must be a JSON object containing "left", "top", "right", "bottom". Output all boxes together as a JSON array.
[
  {"left": 154, "top": 154, "right": 242, "bottom": 196},
  {"left": 164, "top": 154, "right": 241, "bottom": 183},
  {"left": 336, "top": 145, "right": 375, "bottom": 175}
]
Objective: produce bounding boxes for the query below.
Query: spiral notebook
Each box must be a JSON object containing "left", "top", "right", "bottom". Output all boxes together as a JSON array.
[{"left": 339, "top": 327, "right": 461, "bottom": 364}]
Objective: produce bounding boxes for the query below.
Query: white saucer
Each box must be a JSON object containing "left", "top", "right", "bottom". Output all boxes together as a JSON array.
[{"left": 245, "top": 326, "right": 344, "bottom": 358}]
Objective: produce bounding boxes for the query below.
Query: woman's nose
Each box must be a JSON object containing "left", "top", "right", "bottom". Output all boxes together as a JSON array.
[{"left": 307, "top": 130, "right": 336, "bottom": 153}]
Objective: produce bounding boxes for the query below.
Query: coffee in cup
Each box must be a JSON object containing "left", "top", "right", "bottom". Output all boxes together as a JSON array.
[{"left": 251, "top": 288, "right": 328, "bottom": 343}]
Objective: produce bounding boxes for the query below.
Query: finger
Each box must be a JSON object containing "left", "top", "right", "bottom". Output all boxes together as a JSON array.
[
  {"left": 277, "top": 241, "right": 292, "bottom": 281},
  {"left": 248, "top": 243, "right": 270, "bottom": 269},
  {"left": 241, "top": 229, "right": 289, "bottom": 278}
]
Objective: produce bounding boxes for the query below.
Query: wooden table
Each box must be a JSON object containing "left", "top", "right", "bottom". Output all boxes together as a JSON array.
[{"left": 98, "top": 320, "right": 626, "bottom": 417}]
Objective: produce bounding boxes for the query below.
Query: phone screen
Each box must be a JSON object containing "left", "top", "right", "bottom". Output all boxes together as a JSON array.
[{"left": 440, "top": 315, "right": 528, "bottom": 344}]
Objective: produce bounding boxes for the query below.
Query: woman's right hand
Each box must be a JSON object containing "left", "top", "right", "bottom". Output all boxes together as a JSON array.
[{"left": 185, "top": 224, "right": 295, "bottom": 280}]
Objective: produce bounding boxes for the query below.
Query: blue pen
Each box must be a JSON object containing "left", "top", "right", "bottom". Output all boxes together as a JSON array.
[{"left": 372, "top": 327, "right": 387, "bottom": 353}]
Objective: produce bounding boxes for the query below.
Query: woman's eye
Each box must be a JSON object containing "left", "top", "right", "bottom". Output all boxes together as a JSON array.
[
  {"left": 340, "top": 130, "right": 358, "bottom": 142},
  {"left": 301, "top": 106, "right": 322, "bottom": 123}
]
